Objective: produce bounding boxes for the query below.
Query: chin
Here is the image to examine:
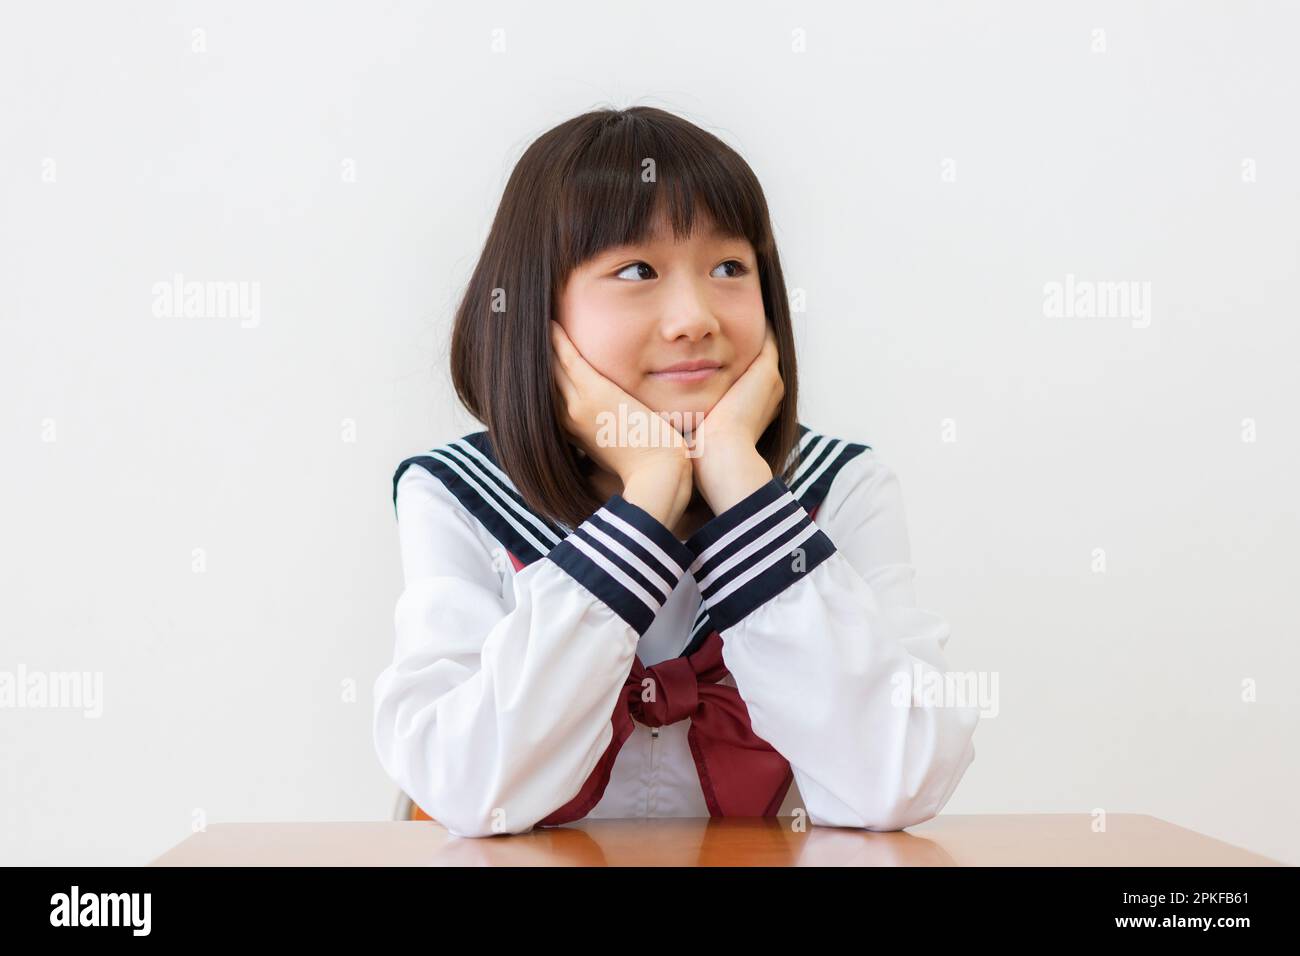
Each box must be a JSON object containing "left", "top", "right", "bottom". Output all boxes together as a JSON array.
[
  {"left": 649, "top": 402, "right": 712, "bottom": 434},
  {"left": 637, "top": 381, "right": 726, "bottom": 429}
]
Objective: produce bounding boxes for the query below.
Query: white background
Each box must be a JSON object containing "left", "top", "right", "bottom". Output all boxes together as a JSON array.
[{"left": 2, "top": 1, "right": 1297, "bottom": 866}]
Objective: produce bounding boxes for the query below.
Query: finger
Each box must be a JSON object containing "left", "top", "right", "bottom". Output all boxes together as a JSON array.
[
  {"left": 551, "top": 321, "right": 600, "bottom": 388},
  {"left": 549, "top": 321, "right": 574, "bottom": 369},
  {"left": 550, "top": 330, "right": 578, "bottom": 396},
  {"left": 551, "top": 322, "right": 591, "bottom": 385},
  {"left": 552, "top": 354, "right": 578, "bottom": 407}
]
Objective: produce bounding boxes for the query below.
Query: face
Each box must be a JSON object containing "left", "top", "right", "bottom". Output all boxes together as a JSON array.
[{"left": 554, "top": 210, "right": 767, "bottom": 429}]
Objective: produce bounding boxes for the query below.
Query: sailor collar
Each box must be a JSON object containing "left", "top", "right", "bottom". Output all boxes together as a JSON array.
[{"left": 392, "top": 423, "right": 870, "bottom": 656}]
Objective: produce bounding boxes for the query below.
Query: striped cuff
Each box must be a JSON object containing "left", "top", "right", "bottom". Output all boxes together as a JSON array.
[
  {"left": 685, "top": 477, "right": 836, "bottom": 633},
  {"left": 547, "top": 494, "right": 695, "bottom": 635}
]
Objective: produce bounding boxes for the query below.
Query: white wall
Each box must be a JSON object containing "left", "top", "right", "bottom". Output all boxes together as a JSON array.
[{"left": 2, "top": 1, "right": 1296, "bottom": 866}]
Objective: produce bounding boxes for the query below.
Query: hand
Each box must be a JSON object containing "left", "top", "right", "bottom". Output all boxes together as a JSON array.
[
  {"left": 689, "top": 323, "right": 784, "bottom": 514},
  {"left": 693, "top": 322, "right": 784, "bottom": 456},
  {"left": 550, "top": 321, "right": 693, "bottom": 527}
]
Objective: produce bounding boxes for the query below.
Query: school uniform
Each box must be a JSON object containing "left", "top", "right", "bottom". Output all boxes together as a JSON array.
[{"left": 372, "top": 423, "right": 979, "bottom": 838}]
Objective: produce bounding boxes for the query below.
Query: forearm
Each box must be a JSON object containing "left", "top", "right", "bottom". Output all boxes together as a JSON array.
[
  {"left": 620, "top": 460, "right": 694, "bottom": 530},
  {"left": 718, "top": 557, "right": 980, "bottom": 830},
  {"left": 374, "top": 564, "right": 640, "bottom": 837},
  {"left": 692, "top": 437, "right": 773, "bottom": 515}
]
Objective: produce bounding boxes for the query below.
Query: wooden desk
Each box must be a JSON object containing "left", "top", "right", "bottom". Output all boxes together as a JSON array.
[{"left": 150, "top": 814, "right": 1282, "bottom": 866}]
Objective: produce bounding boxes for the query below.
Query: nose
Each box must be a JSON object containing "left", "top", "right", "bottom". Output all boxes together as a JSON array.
[{"left": 657, "top": 273, "right": 720, "bottom": 342}]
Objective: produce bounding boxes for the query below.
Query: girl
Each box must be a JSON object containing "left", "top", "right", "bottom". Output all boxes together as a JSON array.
[{"left": 373, "top": 106, "right": 979, "bottom": 838}]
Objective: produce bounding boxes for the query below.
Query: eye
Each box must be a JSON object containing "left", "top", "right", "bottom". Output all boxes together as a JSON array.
[
  {"left": 614, "top": 261, "right": 656, "bottom": 281},
  {"left": 711, "top": 259, "right": 750, "bottom": 279}
]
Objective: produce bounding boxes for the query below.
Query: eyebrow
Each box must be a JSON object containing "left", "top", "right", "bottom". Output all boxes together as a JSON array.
[{"left": 597, "top": 227, "right": 748, "bottom": 260}]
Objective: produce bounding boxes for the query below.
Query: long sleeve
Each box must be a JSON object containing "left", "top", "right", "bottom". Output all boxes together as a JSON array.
[
  {"left": 373, "top": 463, "right": 694, "bottom": 838},
  {"left": 684, "top": 450, "right": 979, "bottom": 830}
]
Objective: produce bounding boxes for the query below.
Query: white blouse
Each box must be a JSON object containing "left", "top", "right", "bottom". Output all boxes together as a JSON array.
[{"left": 372, "top": 424, "right": 979, "bottom": 837}]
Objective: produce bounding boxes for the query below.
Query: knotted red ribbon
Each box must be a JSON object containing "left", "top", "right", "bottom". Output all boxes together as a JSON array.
[
  {"left": 407, "top": 627, "right": 794, "bottom": 826},
  {"left": 534, "top": 630, "right": 794, "bottom": 825},
  {"left": 497, "top": 500, "right": 823, "bottom": 826}
]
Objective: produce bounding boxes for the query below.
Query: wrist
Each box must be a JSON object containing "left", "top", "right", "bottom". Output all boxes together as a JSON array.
[
  {"left": 620, "top": 460, "right": 693, "bottom": 530},
  {"left": 692, "top": 444, "right": 771, "bottom": 514}
]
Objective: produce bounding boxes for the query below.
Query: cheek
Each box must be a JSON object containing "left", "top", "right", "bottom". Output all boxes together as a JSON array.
[
  {"left": 721, "top": 303, "right": 766, "bottom": 371},
  {"left": 559, "top": 306, "right": 645, "bottom": 392}
]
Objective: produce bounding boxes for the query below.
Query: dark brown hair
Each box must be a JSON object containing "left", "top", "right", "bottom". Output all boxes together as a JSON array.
[{"left": 450, "top": 105, "right": 801, "bottom": 529}]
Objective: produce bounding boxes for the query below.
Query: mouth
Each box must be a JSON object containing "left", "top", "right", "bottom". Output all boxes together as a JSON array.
[{"left": 648, "top": 360, "right": 723, "bottom": 384}]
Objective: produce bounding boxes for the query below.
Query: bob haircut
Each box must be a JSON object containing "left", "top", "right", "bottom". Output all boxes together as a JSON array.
[{"left": 450, "top": 105, "right": 801, "bottom": 530}]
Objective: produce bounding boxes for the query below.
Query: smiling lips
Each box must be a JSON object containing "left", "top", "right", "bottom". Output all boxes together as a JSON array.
[{"left": 649, "top": 359, "right": 722, "bottom": 384}]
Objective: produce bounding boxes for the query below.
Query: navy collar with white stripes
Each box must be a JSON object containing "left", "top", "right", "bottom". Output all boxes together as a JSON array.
[{"left": 392, "top": 423, "right": 869, "bottom": 658}]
